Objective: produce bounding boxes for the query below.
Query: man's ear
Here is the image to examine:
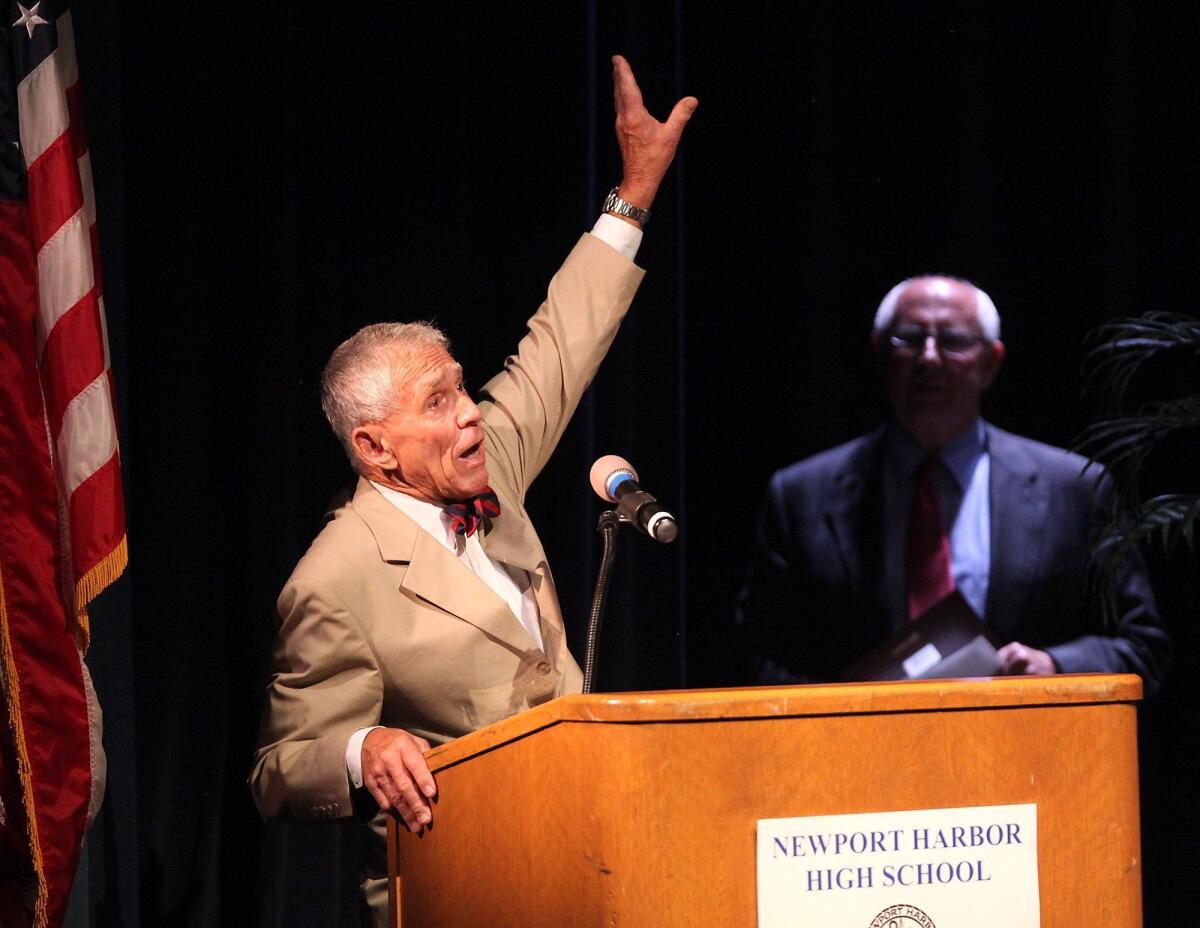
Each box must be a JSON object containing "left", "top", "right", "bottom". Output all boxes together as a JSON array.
[
  {"left": 981, "top": 339, "right": 1006, "bottom": 389},
  {"left": 351, "top": 425, "right": 393, "bottom": 472}
]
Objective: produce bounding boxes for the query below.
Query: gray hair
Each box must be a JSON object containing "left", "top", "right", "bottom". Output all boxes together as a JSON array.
[
  {"left": 873, "top": 276, "right": 1001, "bottom": 341},
  {"left": 320, "top": 321, "right": 451, "bottom": 473}
]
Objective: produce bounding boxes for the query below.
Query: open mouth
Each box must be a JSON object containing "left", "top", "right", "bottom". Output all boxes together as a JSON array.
[{"left": 458, "top": 440, "right": 485, "bottom": 465}]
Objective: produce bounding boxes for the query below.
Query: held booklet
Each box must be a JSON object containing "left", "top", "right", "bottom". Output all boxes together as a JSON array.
[{"left": 841, "top": 590, "right": 1001, "bottom": 683}]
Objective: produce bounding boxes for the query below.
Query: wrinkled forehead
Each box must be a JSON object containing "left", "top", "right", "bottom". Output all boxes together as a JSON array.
[
  {"left": 388, "top": 342, "right": 460, "bottom": 395},
  {"left": 895, "top": 277, "right": 980, "bottom": 327}
]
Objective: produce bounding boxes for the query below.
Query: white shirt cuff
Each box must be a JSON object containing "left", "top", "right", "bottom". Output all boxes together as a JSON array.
[
  {"left": 345, "top": 726, "right": 382, "bottom": 789},
  {"left": 590, "top": 213, "right": 643, "bottom": 261}
]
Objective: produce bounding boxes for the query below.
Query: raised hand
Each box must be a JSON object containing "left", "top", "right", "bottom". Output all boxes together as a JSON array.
[{"left": 611, "top": 54, "right": 698, "bottom": 211}]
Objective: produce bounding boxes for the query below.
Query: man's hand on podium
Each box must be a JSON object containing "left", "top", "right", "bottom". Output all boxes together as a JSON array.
[
  {"left": 361, "top": 727, "right": 438, "bottom": 831},
  {"left": 997, "top": 641, "right": 1056, "bottom": 676}
]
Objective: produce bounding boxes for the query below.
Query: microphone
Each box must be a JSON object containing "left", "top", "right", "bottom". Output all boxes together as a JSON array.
[{"left": 589, "top": 455, "right": 679, "bottom": 544}]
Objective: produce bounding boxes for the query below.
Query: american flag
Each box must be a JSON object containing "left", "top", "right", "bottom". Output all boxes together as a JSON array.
[{"left": 0, "top": 1, "right": 124, "bottom": 924}]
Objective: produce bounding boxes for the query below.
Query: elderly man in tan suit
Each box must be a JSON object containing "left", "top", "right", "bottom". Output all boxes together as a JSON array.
[{"left": 250, "top": 56, "right": 696, "bottom": 925}]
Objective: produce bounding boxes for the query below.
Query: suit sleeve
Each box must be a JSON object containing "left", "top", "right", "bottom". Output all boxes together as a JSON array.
[
  {"left": 478, "top": 233, "right": 644, "bottom": 502},
  {"left": 249, "top": 574, "right": 383, "bottom": 822},
  {"left": 1043, "top": 479, "right": 1173, "bottom": 696}
]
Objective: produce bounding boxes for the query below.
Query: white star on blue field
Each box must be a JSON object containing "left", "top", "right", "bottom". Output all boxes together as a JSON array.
[{"left": 13, "top": 2, "right": 48, "bottom": 39}]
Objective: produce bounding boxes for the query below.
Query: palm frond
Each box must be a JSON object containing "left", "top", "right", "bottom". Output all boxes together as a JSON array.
[
  {"left": 1075, "top": 396, "right": 1200, "bottom": 495},
  {"left": 1082, "top": 312, "right": 1200, "bottom": 413},
  {"left": 1088, "top": 493, "right": 1200, "bottom": 626}
]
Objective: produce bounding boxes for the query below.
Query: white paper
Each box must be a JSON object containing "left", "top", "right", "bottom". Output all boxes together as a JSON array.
[
  {"left": 921, "top": 635, "right": 1001, "bottom": 679},
  {"left": 902, "top": 642, "right": 941, "bottom": 678}
]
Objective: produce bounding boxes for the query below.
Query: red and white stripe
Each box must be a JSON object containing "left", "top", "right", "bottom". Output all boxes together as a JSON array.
[{"left": 17, "top": 8, "right": 125, "bottom": 634}]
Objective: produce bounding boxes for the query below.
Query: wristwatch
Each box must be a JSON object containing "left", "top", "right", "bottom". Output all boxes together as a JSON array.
[{"left": 603, "top": 186, "right": 651, "bottom": 225}]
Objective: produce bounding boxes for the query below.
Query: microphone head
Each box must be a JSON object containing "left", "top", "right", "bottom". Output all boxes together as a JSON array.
[{"left": 589, "top": 454, "right": 638, "bottom": 503}]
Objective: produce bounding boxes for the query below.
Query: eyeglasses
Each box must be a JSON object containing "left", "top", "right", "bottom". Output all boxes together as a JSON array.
[{"left": 888, "top": 325, "right": 988, "bottom": 357}]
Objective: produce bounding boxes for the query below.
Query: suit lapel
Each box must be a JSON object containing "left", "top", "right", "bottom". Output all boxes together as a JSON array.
[
  {"left": 402, "top": 532, "right": 539, "bottom": 652},
  {"left": 984, "top": 425, "right": 1049, "bottom": 638},
  {"left": 479, "top": 491, "right": 570, "bottom": 670},
  {"left": 478, "top": 483, "right": 545, "bottom": 573},
  {"left": 350, "top": 480, "right": 539, "bottom": 654},
  {"left": 823, "top": 428, "right": 891, "bottom": 633},
  {"left": 529, "top": 567, "right": 569, "bottom": 672},
  {"left": 825, "top": 474, "right": 868, "bottom": 594}
]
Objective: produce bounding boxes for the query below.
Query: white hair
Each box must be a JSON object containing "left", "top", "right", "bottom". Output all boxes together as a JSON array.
[
  {"left": 873, "top": 276, "right": 1001, "bottom": 341},
  {"left": 320, "top": 321, "right": 450, "bottom": 474}
]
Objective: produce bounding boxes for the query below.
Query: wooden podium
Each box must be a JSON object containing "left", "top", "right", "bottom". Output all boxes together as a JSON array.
[{"left": 388, "top": 674, "right": 1143, "bottom": 927}]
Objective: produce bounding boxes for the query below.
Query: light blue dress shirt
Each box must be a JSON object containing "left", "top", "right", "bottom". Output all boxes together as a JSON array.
[{"left": 882, "top": 419, "right": 991, "bottom": 624}]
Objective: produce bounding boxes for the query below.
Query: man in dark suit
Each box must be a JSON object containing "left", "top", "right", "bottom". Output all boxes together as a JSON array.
[{"left": 737, "top": 275, "right": 1171, "bottom": 692}]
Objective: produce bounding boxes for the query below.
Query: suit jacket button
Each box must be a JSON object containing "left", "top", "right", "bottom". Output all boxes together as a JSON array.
[{"left": 536, "top": 661, "right": 552, "bottom": 675}]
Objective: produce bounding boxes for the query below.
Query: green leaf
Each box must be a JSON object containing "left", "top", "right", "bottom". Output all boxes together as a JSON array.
[
  {"left": 1081, "top": 312, "right": 1200, "bottom": 414},
  {"left": 1075, "top": 397, "right": 1200, "bottom": 496},
  {"left": 1088, "top": 494, "right": 1200, "bottom": 626}
]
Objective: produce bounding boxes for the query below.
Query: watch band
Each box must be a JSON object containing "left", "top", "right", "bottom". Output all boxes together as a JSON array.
[{"left": 603, "top": 186, "right": 651, "bottom": 225}]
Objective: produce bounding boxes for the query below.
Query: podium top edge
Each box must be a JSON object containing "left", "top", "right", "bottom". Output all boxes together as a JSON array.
[{"left": 425, "top": 673, "right": 1141, "bottom": 772}]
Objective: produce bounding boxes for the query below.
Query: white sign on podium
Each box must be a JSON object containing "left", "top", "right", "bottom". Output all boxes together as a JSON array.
[{"left": 757, "top": 803, "right": 1039, "bottom": 927}]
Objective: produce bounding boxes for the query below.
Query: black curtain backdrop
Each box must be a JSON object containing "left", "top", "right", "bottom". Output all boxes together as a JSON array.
[{"left": 70, "top": 3, "right": 1198, "bottom": 925}]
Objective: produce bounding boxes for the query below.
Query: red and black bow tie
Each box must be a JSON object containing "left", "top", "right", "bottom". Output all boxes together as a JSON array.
[{"left": 444, "top": 488, "right": 501, "bottom": 537}]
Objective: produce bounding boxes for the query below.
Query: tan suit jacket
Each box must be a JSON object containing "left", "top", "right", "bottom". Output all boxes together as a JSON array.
[{"left": 249, "top": 234, "right": 644, "bottom": 919}]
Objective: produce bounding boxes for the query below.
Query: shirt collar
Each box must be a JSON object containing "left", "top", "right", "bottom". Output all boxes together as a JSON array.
[
  {"left": 885, "top": 419, "right": 987, "bottom": 490},
  {"left": 370, "top": 481, "right": 456, "bottom": 545}
]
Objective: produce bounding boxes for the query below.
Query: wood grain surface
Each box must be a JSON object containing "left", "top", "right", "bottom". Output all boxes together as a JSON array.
[{"left": 389, "top": 675, "right": 1142, "bottom": 927}]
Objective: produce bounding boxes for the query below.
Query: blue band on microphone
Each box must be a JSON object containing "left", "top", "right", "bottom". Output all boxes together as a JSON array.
[{"left": 605, "top": 470, "right": 636, "bottom": 500}]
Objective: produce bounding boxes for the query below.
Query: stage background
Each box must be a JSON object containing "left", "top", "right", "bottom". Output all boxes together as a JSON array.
[{"left": 70, "top": 3, "right": 1198, "bottom": 925}]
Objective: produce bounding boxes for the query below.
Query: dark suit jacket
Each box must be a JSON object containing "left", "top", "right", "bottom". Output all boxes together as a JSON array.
[{"left": 737, "top": 423, "right": 1171, "bottom": 694}]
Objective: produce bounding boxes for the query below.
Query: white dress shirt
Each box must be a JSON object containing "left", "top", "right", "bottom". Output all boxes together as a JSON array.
[{"left": 369, "top": 482, "right": 544, "bottom": 649}]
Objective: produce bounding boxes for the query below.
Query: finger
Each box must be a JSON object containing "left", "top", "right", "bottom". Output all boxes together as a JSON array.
[
  {"left": 390, "top": 796, "right": 425, "bottom": 833},
  {"left": 366, "top": 778, "right": 394, "bottom": 815},
  {"left": 384, "top": 748, "right": 434, "bottom": 816},
  {"left": 397, "top": 738, "right": 438, "bottom": 800},
  {"left": 995, "top": 644, "right": 1021, "bottom": 674},
  {"left": 664, "top": 96, "right": 699, "bottom": 135},
  {"left": 611, "top": 54, "right": 644, "bottom": 112},
  {"left": 367, "top": 775, "right": 424, "bottom": 833},
  {"left": 388, "top": 773, "right": 432, "bottom": 826},
  {"left": 372, "top": 769, "right": 430, "bottom": 830}
]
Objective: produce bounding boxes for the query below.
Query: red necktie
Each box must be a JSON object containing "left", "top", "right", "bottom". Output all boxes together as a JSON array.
[
  {"left": 444, "top": 488, "right": 501, "bottom": 537},
  {"left": 905, "top": 455, "right": 954, "bottom": 620}
]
